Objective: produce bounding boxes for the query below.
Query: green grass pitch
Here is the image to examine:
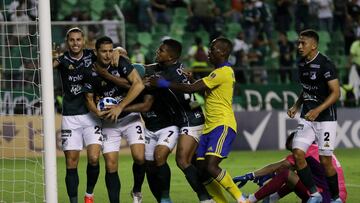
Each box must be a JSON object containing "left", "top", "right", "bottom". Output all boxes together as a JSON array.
[{"left": 1, "top": 148, "right": 359, "bottom": 202}]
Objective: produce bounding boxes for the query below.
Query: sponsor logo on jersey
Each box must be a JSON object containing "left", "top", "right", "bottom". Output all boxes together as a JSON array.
[
  {"left": 68, "top": 74, "right": 83, "bottom": 82},
  {"left": 210, "top": 72, "right": 216, "bottom": 79},
  {"left": 207, "top": 146, "right": 213, "bottom": 151},
  {"left": 324, "top": 71, "right": 331, "bottom": 79},
  {"left": 70, "top": 84, "right": 82, "bottom": 95},
  {"left": 324, "top": 142, "right": 330, "bottom": 147}
]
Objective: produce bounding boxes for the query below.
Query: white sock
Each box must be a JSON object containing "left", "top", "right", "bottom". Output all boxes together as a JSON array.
[
  {"left": 269, "top": 192, "right": 280, "bottom": 203},
  {"left": 85, "top": 192, "right": 93, "bottom": 197},
  {"left": 248, "top": 194, "right": 257, "bottom": 203}
]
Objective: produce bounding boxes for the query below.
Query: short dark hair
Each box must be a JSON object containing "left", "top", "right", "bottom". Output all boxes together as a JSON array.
[
  {"left": 163, "top": 39, "right": 182, "bottom": 59},
  {"left": 215, "top": 37, "right": 233, "bottom": 57},
  {"left": 66, "top": 27, "right": 84, "bottom": 40},
  {"left": 95, "top": 36, "right": 113, "bottom": 50},
  {"left": 300, "top": 29, "right": 319, "bottom": 44}
]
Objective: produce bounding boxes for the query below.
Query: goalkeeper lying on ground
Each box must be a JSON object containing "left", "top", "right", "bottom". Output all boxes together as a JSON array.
[{"left": 233, "top": 132, "right": 347, "bottom": 203}]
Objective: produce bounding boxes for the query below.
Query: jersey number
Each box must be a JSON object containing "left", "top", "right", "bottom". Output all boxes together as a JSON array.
[
  {"left": 136, "top": 125, "right": 143, "bottom": 134},
  {"left": 167, "top": 130, "right": 174, "bottom": 138},
  {"left": 324, "top": 132, "right": 330, "bottom": 141},
  {"left": 182, "top": 129, "right": 189, "bottom": 135},
  {"left": 94, "top": 126, "right": 101, "bottom": 134}
]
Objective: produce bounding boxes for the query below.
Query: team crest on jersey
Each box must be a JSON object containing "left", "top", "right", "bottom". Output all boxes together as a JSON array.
[
  {"left": 68, "top": 64, "right": 74, "bottom": 70},
  {"left": 111, "top": 70, "right": 120, "bottom": 77},
  {"left": 84, "top": 59, "right": 92, "bottom": 67},
  {"left": 210, "top": 72, "right": 216, "bottom": 79},
  {"left": 324, "top": 142, "right": 330, "bottom": 148},
  {"left": 310, "top": 71, "right": 317, "bottom": 80},
  {"left": 101, "top": 81, "right": 107, "bottom": 86}
]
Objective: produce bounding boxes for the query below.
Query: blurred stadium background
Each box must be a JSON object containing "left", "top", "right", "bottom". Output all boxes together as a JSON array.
[{"left": 1, "top": 0, "right": 360, "bottom": 202}]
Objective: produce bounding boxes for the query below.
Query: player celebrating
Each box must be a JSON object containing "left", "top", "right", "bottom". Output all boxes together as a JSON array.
[
  {"left": 83, "top": 36, "right": 145, "bottom": 203},
  {"left": 123, "top": 79, "right": 180, "bottom": 203},
  {"left": 233, "top": 132, "right": 347, "bottom": 203},
  {"left": 150, "top": 37, "right": 246, "bottom": 203},
  {"left": 288, "top": 29, "right": 342, "bottom": 203},
  {"left": 53, "top": 27, "right": 102, "bottom": 203},
  {"left": 146, "top": 39, "right": 214, "bottom": 202}
]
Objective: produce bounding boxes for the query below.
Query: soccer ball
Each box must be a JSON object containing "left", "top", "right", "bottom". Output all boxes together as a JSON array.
[{"left": 97, "top": 97, "right": 119, "bottom": 111}]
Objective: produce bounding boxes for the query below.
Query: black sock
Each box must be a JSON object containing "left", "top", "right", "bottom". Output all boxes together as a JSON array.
[
  {"left": 183, "top": 165, "right": 211, "bottom": 201},
  {"left": 146, "top": 162, "right": 161, "bottom": 202},
  {"left": 65, "top": 168, "right": 79, "bottom": 203},
  {"left": 105, "top": 171, "right": 120, "bottom": 203},
  {"left": 297, "top": 166, "right": 318, "bottom": 194},
  {"left": 132, "top": 162, "right": 146, "bottom": 193},
  {"left": 86, "top": 163, "right": 99, "bottom": 194},
  {"left": 326, "top": 173, "right": 340, "bottom": 199},
  {"left": 157, "top": 163, "right": 171, "bottom": 199}
]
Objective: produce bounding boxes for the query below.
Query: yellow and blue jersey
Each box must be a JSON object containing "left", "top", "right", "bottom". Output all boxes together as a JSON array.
[{"left": 202, "top": 65, "right": 236, "bottom": 134}]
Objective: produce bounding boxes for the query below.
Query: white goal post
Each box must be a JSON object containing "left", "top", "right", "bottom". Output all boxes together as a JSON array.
[
  {"left": 0, "top": 0, "right": 58, "bottom": 202},
  {"left": 39, "top": 0, "right": 58, "bottom": 202}
]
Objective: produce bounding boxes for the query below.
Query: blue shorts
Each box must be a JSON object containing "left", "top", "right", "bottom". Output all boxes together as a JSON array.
[{"left": 196, "top": 125, "right": 236, "bottom": 159}]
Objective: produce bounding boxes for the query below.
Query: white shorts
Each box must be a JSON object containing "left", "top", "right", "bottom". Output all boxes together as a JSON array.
[
  {"left": 180, "top": 124, "right": 204, "bottom": 143},
  {"left": 292, "top": 118, "right": 337, "bottom": 156},
  {"left": 61, "top": 113, "right": 102, "bottom": 151},
  {"left": 145, "top": 125, "right": 179, "bottom": 161},
  {"left": 102, "top": 113, "right": 145, "bottom": 154}
]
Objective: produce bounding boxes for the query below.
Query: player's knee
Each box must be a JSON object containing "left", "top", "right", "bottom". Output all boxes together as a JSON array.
[
  {"left": 66, "top": 157, "right": 79, "bottom": 168},
  {"left": 133, "top": 154, "right": 145, "bottom": 165},
  {"left": 206, "top": 164, "right": 221, "bottom": 178},
  {"left": 105, "top": 159, "right": 118, "bottom": 172},
  {"left": 87, "top": 154, "right": 100, "bottom": 165},
  {"left": 176, "top": 155, "right": 189, "bottom": 170},
  {"left": 154, "top": 154, "right": 167, "bottom": 166}
]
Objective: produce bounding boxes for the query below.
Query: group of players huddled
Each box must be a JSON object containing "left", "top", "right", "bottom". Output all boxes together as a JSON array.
[{"left": 54, "top": 27, "right": 347, "bottom": 203}]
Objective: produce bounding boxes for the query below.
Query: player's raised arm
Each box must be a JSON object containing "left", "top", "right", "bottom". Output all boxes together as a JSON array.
[{"left": 150, "top": 77, "right": 209, "bottom": 93}]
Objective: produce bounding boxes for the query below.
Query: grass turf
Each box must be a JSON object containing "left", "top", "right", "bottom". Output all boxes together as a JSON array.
[{"left": 1, "top": 148, "right": 359, "bottom": 202}]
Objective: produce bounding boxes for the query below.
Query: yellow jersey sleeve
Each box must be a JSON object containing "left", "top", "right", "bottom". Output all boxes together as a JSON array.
[{"left": 202, "top": 69, "right": 226, "bottom": 89}]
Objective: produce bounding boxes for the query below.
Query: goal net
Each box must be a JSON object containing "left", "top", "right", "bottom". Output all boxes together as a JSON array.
[{"left": 0, "top": 0, "right": 56, "bottom": 202}]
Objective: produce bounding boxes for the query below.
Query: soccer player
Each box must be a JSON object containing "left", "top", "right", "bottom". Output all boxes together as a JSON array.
[
  {"left": 83, "top": 36, "right": 145, "bottom": 203},
  {"left": 146, "top": 39, "right": 214, "bottom": 202},
  {"left": 150, "top": 37, "right": 246, "bottom": 203},
  {"left": 124, "top": 78, "right": 179, "bottom": 203},
  {"left": 53, "top": 27, "right": 102, "bottom": 203},
  {"left": 233, "top": 132, "right": 347, "bottom": 203},
  {"left": 287, "top": 29, "right": 342, "bottom": 203}
]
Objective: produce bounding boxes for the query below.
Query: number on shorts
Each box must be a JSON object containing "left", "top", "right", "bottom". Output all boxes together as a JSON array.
[
  {"left": 167, "top": 130, "right": 174, "bottom": 138},
  {"left": 94, "top": 126, "right": 101, "bottom": 134},
  {"left": 324, "top": 132, "right": 330, "bottom": 141},
  {"left": 182, "top": 129, "right": 189, "bottom": 135},
  {"left": 136, "top": 125, "right": 143, "bottom": 134}
]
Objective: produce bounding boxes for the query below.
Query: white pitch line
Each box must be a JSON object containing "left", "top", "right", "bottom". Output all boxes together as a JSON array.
[{"left": 346, "top": 183, "right": 360, "bottom": 188}]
